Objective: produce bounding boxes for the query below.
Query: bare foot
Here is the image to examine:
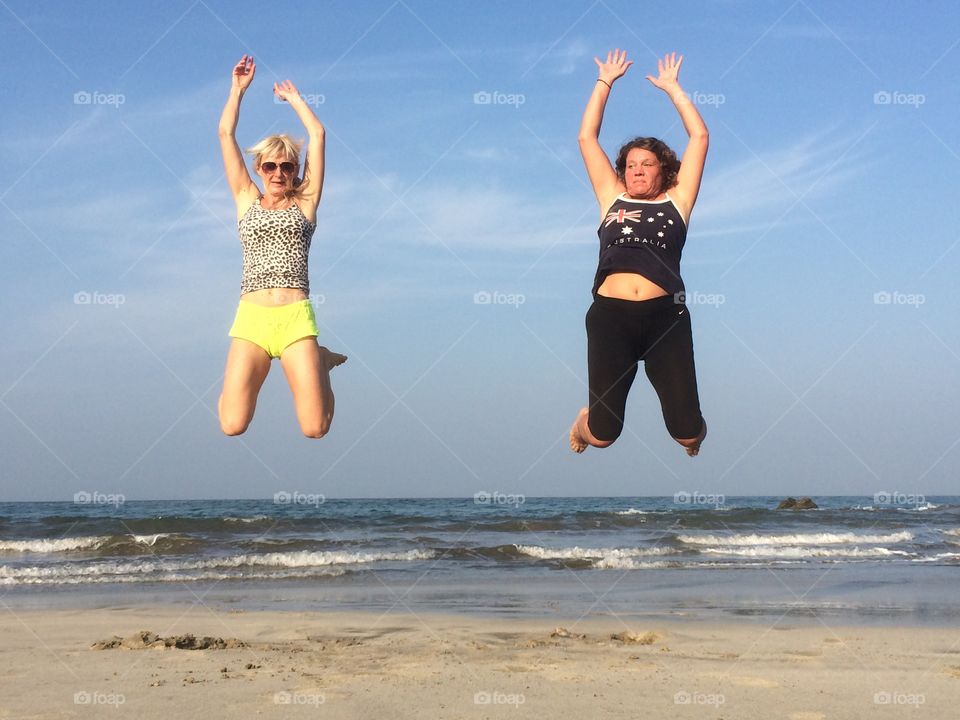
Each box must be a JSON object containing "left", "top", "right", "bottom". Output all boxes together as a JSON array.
[
  {"left": 679, "top": 418, "right": 707, "bottom": 457},
  {"left": 569, "top": 407, "right": 589, "bottom": 453},
  {"left": 319, "top": 346, "right": 347, "bottom": 371}
]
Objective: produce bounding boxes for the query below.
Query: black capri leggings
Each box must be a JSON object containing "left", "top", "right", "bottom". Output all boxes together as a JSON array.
[{"left": 586, "top": 294, "right": 704, "bottom": 442}]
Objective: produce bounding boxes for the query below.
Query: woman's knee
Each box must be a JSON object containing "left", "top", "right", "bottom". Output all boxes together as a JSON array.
[
  {"left": 218, "top": 391, "right": 257, "bottom": 436},
  {"left": 587, "top": 415, "right": 622, "bottom": 448},
  {"left": 668, "top": 415, "right": 705, "bottom": 444},
  {"left": 220, "top": 417, "right": 251, "bottom": 436},
  {"left": 301, "top": 417, "right": 330, "bottom": 439}
]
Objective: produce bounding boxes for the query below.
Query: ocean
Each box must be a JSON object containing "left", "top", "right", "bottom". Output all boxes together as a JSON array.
[{"left": 2, "top": 496, "right": 958, "bottom": 623}]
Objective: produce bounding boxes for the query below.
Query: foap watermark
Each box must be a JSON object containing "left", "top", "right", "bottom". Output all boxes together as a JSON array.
[
  {"left": 274, "top": 690, "right": 325, "bottom": 706},
  {"left": 474, "top": 690, "right": 525, "bottom": 707},
  {"left": 672, "top": 89, "right": 725, "bottom": 107},
  {"left": 473, "top": 290, "right": 525, "bottom": 308},
  {"left": 74, "top": 491, "right": 125, "bottom": 508},
  {"left": 74, "top": 691, "right": 125, "bottom": 707},
  {"left": 473, "top": 90, "right": 525, "bottom": 108},
  {"left": 74, "top": 90, "right": 125, "bottom": 107},
  {"left": 675, "top": 290, "right": 725, "bottom": 308},
  {"left": 874, "top": 690, "right": 924, "bottom": 707},
  {"left": 474, "top": 491, "right": 525, "bottom": 507},
  {"left": 873, "top": 90, "right": 925, "bottom": 108},
  {"left": 674, "top": 690, "right": 725, "bottom": 707},
  {"left": 275, "top": 92, "right": 325, "bottom": 108},
  {"left": 874, "top": 491, "right": 926, "bottom": 508},
  {"left": 74, "top": 290, "right": 125, "bottom": 308},
  {"left": 873, "top": 290, "right": 925, "bottom": 307},
  {"left": 674, "top": 490, "right": 725, "bottom": 508},
  {"left": 273, "top": 490, "right": 325, "bottom": 507},
  {"left": 309, "top": 293, "right": 325, "bottom": 308}
]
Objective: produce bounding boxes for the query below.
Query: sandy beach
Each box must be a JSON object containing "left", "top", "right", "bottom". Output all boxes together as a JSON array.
[{"left": 1, "top": 606, "right": 957, "bottom": 719}]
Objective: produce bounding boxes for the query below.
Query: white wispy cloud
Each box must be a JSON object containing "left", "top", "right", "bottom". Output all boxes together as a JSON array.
[
  {"left": 690, "top": 127, "right": 874, "bottom": 236},
  {"left": 556, "top": 38, "right": 591, "bottom": 76}
]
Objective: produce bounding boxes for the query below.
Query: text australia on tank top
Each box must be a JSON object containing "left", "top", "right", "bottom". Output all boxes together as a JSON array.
[
  {"left": 592, "top": 193, "right": 688, "bottom": 298},
  {"left": 238, "top": 196, "right": 316, "bottom": 295}
]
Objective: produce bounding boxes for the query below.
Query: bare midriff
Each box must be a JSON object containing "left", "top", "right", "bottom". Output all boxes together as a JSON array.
[
  {"left": 240, "top": 288, "right": 308, "bottom": 306},
  {"left": 596, "top": 272, "right": 669, "bottom": 301}
]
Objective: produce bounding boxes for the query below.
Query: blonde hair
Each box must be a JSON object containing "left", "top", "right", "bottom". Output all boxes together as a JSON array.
[{"left": 245, "top": 134, "right": 305, "bottom": 198}]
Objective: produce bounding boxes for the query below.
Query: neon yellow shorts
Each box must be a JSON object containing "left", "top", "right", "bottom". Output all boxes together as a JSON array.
[{"left": 228, "top": 299, "right": 318, "bottom": 359}]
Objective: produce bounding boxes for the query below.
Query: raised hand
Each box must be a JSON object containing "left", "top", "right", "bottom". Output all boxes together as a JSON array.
[
  {"left": 594, "top": 48, "right": 633, "bottom": 86},
  {"left": 646, "top": 52, "right": 683, "bottom": 91},
  {"left": 232, "top": 55, "right": 255, "bottom": 91},
  {"left": 273, "top": 79, "right": 302, "bottom": 104}
]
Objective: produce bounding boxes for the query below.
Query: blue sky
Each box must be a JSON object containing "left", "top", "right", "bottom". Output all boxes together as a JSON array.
[{"left": 1, "top": 0, "right": 958, "bottom": 500}]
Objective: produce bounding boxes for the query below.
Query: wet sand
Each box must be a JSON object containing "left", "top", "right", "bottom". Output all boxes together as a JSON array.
[{"left": 1, "top": 606, "right": 958, "bottom": 719}]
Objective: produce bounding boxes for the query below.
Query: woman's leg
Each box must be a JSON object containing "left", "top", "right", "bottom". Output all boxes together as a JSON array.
[
  {"left": 218, "top": 338, "right": 272, "bottom": 436},
  {"left": 642, "top": 305, "right": 706, "bottom": 456},
  {"left": 279, "top": 338, "right": 345, "bottom": 438},
  {"left": 571, "top": 299, "right": 639, "bottom": 452}
]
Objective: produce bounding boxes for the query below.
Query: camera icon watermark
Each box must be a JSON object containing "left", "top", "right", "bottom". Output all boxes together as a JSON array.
[
  {"left": 674, "top": 690, "right": 725, "bottom": 707},
  {"left": 473, "top": 90, "right": 525, "bottom": 108},
  {"left": 74, "top": 290, "right": 126, "bottom": 308},
  {"left": 74, "top": 491, "right": 125, "bottom": 508},
  {"left": 873, "top": 90, "right": 925, "bottom": 108},
  {"left": 474, "top": 690, "right": 525, "bottom": 706},
  {"left": 673, "top": 490, "right": 725, "bottom": 508},
  {"left": 473, "top": 290, "right": 526, "bottom": 308},
  {"left": 873, "top": 490, "right": 926, "bottom": 508},
  {"left": 675, "top": 290, "right": 725, "bottom": 307},
  {"left": 274, "top": 690, "right": 325, "bottom": 706},
  {"left": 275, "top": 92, "right": 325, "bottom": 108},
  {"left": 74, "top": 90, "right": 125, "bottom": 107},
  {"left": 873, "top": 290, "right": 925, "bottom": 307},
  {"left": 273, "top": 490, "right": 325, "bottom": 507},
  {"left": 74, "top": 691, "right": 125, "bottom": 707},
  {"left": 874, "top": 690, "right": 924, "bottom": 706},
  {"left": 474, "top": 491, "right": 525, "bottom": 507}
]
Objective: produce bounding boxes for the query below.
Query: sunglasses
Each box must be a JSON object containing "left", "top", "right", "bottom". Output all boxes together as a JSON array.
[{"left": 260, "top": 161, "right": 297, "bottom": 174}]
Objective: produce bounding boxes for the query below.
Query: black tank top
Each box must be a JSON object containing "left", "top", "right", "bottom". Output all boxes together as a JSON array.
[{"left": 592, "top": 193, "right": 687, "bottom": 298}]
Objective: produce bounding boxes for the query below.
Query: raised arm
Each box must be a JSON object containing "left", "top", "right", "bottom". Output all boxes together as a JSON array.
[
  {"left": 218, "top": 55, "right": 258, "bottom": 207},
  {"left": 579, "top": 49, "right": 633, "bottom": 214},
  {"left": 273, "top": 80, "right": 325, "bottom": 214},
  {"left": 646, "top": 52, "right": 709, "bottom": 219}
]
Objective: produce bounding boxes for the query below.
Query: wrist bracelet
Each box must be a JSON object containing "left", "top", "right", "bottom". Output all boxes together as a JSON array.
[{"left": 597, "top": 78, "right": 612, "bottom": 89}]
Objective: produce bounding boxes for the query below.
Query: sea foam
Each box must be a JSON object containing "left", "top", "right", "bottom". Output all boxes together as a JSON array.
[{"left": 677, "top": 531, "right": 913, "bottom": 547}]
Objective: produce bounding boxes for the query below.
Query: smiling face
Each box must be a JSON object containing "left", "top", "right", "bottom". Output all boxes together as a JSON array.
[
  {"left": 256, "top": 153, "right": 299, "bottom": 196},
  {"left": 623, "top": 148, "right": 663, "bottom": 199}
]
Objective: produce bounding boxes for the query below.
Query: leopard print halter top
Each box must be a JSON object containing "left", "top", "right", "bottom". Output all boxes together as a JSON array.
[{"left": 238, "top": 196, "right": 316, "bottom": 294}]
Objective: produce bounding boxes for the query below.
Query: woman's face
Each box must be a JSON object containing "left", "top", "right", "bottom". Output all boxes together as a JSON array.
[
  {"left": 623, "top": 148, "right": 662, "bottom": 199},
  {"left": 257, "top": 153, "right": 299, "bottom": 192}
]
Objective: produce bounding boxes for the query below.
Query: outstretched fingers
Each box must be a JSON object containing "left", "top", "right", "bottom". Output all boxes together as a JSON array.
[
  {"left": 646, "top": 51, "right": 684, "bottom": 89},
  {"left": 234, "top": 54, "right": 254, "bottom": 75},
  {"left": 273, "top": 79, "right": 301, "bottom": 102},
  {"left": 595, "top": 48, "right": 633, "bottom": 83},
  {"left": 232, "top": 55, "right": 255, "bottom": 89}
]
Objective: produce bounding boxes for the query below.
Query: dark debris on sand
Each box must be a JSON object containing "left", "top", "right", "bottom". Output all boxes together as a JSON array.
[{"left": 91, "top": 630, "right": 247, "bottom": 650}]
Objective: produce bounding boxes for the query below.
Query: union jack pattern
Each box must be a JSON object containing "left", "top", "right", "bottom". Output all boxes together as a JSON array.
[{"left": 602, "top": 207, "right": 644, "bottom": 227}]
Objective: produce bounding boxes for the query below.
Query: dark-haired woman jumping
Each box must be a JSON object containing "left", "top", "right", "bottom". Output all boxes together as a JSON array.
[{"left": 570, "top": 50, "right": 709, "bottom": 456}]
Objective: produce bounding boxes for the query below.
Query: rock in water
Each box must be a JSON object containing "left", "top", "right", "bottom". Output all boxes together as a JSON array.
[{"left": 776, "top": 497, "right": 818, "bottom": 510}]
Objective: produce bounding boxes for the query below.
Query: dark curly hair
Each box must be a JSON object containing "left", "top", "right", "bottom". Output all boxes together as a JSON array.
[{"left": 614, "top": 137, "right": 680, "bottom": 194}]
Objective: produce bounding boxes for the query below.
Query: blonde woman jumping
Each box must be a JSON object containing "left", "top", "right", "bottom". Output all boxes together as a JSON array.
[{"left": 217, "top": 55, "right": 345, "bottom": 438}]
